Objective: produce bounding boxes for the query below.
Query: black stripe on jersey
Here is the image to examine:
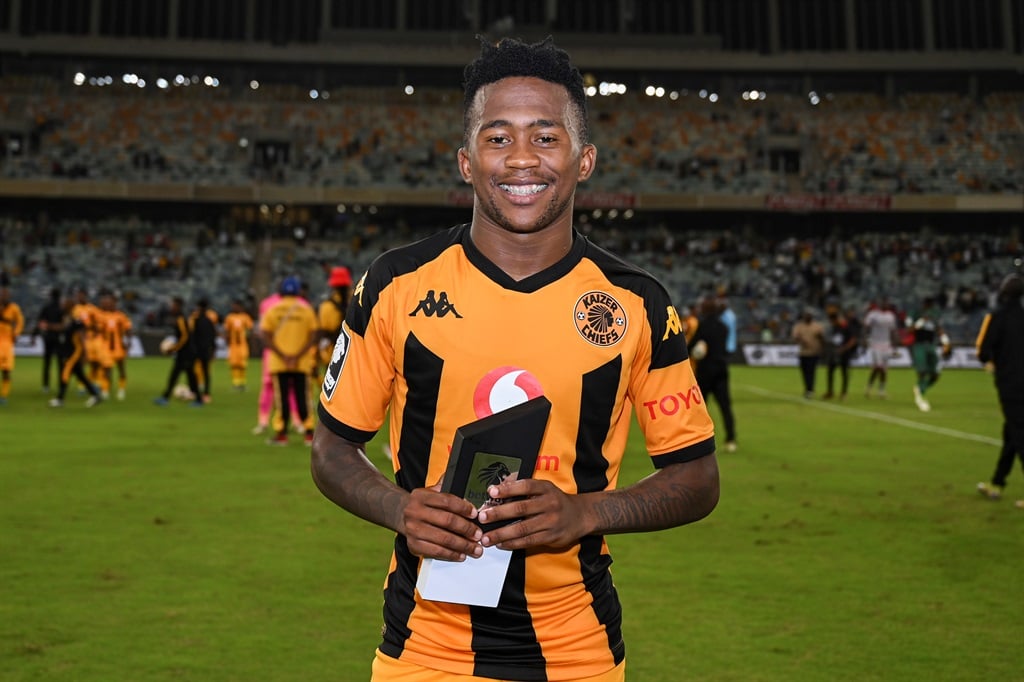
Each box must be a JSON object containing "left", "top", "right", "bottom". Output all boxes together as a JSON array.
[
  {"left": 347, "top": 226, "right": 466, "bottom": 336},
  {"left": 316, "top": 404, "right": 378, "bottom": 444},
  {"left": 378, "top": 535, "right": 419, "bottom": 659},
  {"left": 580, "top": 534, "right": 625, "bottom": 663},
  {"left": 470, "top": 551, "right": 546, "bottom": 681},
  {"left": 574, "top": 354, "right": 621, "bottom": 494},
  {"left": 378, "top": 333, "right": 445, "bottom": 660},
  {"left": 651, "top": 435, "right": 717, "bottom": 469},
  {"left": 580, "top": 236, "right": 689, "bottom": 371},
  {"left": 395, "top": 332, "right": 443, "bottom": 491},
  {"left": 574, "top": 356, "right": 627, "bottom": 664}
]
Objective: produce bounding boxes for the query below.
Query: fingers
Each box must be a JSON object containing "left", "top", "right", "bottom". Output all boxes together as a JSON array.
[
  {"left": 476, "top": 480, "right": 582, "bottom": 551},
  {"left": 403, "top": 488, "right": 483, "bottom": 561}
]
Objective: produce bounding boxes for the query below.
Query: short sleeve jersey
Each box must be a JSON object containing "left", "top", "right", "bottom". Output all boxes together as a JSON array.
[
  {"left": 0, "top": 301, "right": 25, "bottom": 345},
  {"left": 864, "top": 308, "right": 898, "bottom": 346},
  {"left": 223, "top": 312, "right": 254, "bottom": 348},
  {"left": 99, "top": 309, "right": 133, "bottom": 358},
  {"left": 318, "top": 226, "right": 715, "bottom": 681},
  {"left": 260, "top": 296, "right": 317, "bottom": 374}
]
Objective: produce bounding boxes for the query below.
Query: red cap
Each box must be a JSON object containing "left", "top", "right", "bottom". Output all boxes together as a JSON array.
[{"left": 328, "top": 266, "right": 352, "bottom": 287}]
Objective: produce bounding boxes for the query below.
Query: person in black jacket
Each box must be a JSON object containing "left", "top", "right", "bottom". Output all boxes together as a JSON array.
[
  {"left": 48, "top": 297, "right": 103, "bottom": 408},
  {"left": 153, "top": 296, "right": 202, "bottom": 407},
  {"left": 190, "top": 298, "right": 218, "bottom": 403},
  {"left": 975, "top": 274, "right": 1024, "bottom": 508},
  {"left": 689, "top": 297, "right": 737, "bottom": 452},
  {"left": 33, "top": 287, "right": 64, "bottom": 393}
]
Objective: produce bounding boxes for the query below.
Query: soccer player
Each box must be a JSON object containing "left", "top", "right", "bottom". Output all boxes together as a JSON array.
[
  {"left": 49, "top": 297, "right": 103, "bottom": 408},
  {"left": 189, "top": 298, "right": 218, "bottom": 403},
  {"left": 862, "top": 300, "right": 899, "bottom": 398},
  {"left": 975, "top": 274, "right": 1024, "bottom": 508},
  {"left": 0, "top": 286, "right": 25, "bottom": 405},
  {"left": 311, "top": 37, "right": 719, "bottom": 682},
  {"left": 153, "top": 297, "right": 202, "bottom": 407},
  {"left": 95, "top": 291, "right": 133, "bottom": 400},
  {"left": 222, "top": 299, "right": 254, "bottom": 390},
  {"left": 259, "top": 276, "right": 318, "bottom": 446},
  {"left": 908, "top": 299, "right": 951, "bottom": 412},
  {"left": 70, "top": 288, "right": 103, "bottom": 392},
  {"left": 70, "top": 288, "right": 103, "bottom": 389}
]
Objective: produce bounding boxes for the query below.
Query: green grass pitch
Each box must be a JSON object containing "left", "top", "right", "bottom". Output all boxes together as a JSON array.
[{"left": 1, "top": 358, "right": 1021, "bottom": 681}]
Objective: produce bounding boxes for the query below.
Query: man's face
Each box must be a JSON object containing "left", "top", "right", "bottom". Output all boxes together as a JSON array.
[{"left": 458, "top": 77, "right": 595, "bottom": 236}]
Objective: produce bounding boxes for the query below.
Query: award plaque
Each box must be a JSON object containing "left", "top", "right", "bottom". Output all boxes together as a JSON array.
[
  {"left": 416, "top": 395, "right": 551, "bottom": 607},
  {"left": 440, "top": 395, "right": 552, "bottom": 532}
]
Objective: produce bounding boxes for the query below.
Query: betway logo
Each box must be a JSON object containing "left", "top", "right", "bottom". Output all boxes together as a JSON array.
[{"left": 641, "top": 386, "right": 704, "bottom": 420}]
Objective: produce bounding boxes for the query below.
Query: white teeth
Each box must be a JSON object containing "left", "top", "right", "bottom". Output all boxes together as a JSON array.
[{"left": 500, "top": 184, "right": 546, "bottom": 196}]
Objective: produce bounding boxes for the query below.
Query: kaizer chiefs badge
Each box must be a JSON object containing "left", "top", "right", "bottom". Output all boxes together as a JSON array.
[{"left": 574, "top": 290, "right": 627, "bottom": 347}]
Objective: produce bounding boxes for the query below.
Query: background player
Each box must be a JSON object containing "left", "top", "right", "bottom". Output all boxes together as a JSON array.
[
  {"left": 0, "top": 286, "right": 25, "bottom": 405},
  {"left": 222, "top": 298, "right": 254, "bottom": 390}
]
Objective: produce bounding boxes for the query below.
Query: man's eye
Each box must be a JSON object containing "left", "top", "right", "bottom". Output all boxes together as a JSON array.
[
  {"left": 537, "top": 135, "right": 557, "bottom": 144},
  {"left": 486, "top": 135, "right": 509, "bottom": 144}
]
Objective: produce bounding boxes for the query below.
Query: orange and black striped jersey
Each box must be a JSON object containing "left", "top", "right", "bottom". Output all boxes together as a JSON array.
[
  {"left": 318, "top": 225, "right": 715, "bottom": 681},
  {"left": 70, "top": 302, "right": 99, "bottom": 333},
  {"left": 223, "top": 312, "right": 254, "bottom": 348},
  {"left": 98, "top": 309, "right": 133, "bottom": 358},
  {"left": 0, "top": 301, "right": 25, "bottom": 343}
]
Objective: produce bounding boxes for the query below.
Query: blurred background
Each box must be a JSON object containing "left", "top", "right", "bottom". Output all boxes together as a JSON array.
[{"left": 0, "top": 0, "right": 1021, "bottom": 349}]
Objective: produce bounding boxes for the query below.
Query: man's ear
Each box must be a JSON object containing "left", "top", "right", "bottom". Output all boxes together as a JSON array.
[
  {"left": 577, "top": 143, "right": 597, "bottom": 181},
  {"left": 457, "top": 147, "right": 472, "bottom": 183}
]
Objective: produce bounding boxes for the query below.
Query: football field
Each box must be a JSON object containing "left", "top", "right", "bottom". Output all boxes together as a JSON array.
[{"left": 2, "top": 358, "right": 1020, "bottom": 681}]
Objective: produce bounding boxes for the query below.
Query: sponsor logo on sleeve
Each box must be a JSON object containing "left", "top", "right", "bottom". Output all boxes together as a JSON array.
[{"left": 321, "top": 324, "right": 351, "bottom": 401}]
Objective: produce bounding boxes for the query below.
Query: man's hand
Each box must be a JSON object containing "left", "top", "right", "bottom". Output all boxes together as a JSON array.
[
  {"left": 402, "top": 484, "right": 484, "bottom": 561},
  {"left": 476, "top": 479, "right": 590, "bottom": 551}
]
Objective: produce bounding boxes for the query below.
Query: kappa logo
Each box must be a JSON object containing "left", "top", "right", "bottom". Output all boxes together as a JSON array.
[
  {"left": 352, "top": 272, "right": 367, "bottom": 307},
  {"left": 662, "top": 305, "right": 684, "bottom": 341},
  {"left": 574, "top": 290, "right": 626, "bottom": 347},
  {"left": 409, "top": 290, "right": 463, "bottom": 318}
]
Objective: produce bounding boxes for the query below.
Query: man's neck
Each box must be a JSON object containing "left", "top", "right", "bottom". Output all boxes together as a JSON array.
[{"left": 469, "top": 222, "right": 574, "bottom": 282}]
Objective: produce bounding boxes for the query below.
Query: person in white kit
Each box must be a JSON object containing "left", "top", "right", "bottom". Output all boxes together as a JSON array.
[{"left": 863, "top": 300, "right": 899, "bottom": 398}]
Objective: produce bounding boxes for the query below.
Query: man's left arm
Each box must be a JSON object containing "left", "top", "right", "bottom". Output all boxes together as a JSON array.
[{"left": 477, "top": 454, "right": 719, "bottom": 551}]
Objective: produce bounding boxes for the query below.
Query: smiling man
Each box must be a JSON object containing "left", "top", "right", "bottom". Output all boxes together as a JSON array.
[{"left": 311, "top": 37, "right": 720, "bottom": 682}]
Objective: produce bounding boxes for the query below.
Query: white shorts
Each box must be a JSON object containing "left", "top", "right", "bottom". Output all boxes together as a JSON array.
[{"left": 869, "top": 343, "right": 893, "bottom": 368}]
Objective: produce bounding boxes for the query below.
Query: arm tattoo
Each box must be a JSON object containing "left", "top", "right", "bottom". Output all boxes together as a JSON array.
[{"left": 591, "top": 459, "right": 718, "bottom": 534}]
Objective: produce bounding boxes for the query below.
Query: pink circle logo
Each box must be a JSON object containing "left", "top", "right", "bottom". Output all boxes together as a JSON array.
[{"left": 473, "top": 366, "right": 544, "bottom": 418}]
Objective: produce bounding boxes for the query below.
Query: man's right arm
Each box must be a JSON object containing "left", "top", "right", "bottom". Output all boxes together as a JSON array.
[{"left": 310, "top": 425, "right": 484, "bottom": 561}]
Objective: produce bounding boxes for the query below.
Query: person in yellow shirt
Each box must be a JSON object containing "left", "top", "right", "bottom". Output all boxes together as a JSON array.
[
  {"left": 259, "top": 277, "right": 318, "bottom": 446},
  {"left": 317, "top": 266, "right": 353, "bottom": 375},
  {"left": 222, "top": 299, "right": 254, "bottom": 390},
  {"left": 70, "top": 288, "right": 102, "bottom": 389},
  {"left": 93, "top": 292, "right": 134, "bottom": 400},
  {"left": 0, "top": 286, "right": 26, "bottom": 405}
]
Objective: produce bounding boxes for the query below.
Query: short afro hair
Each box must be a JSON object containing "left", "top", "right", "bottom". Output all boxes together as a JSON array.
[{"left": 462, "top": 36, "right": 589, "bottom": 146}]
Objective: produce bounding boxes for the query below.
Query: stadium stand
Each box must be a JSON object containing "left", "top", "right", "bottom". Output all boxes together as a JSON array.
[{"left": 0, "top": 0, "right": 1021, "bottom": 350}]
